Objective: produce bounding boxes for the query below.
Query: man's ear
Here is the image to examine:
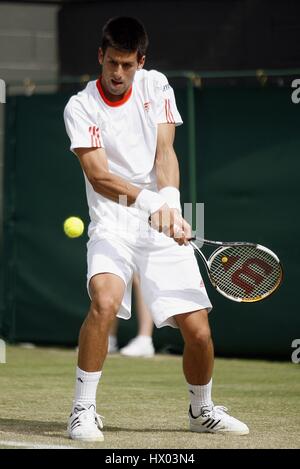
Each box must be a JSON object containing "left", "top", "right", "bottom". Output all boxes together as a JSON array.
[
  {"left": 98, "top": 48, "right": 104, "bottom": 65},
  {"left": 138, "top": 55, "right": 146, "bottom": 70}
]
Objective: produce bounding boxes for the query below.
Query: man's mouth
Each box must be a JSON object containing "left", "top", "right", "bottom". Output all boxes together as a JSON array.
[{"left": 111, "top": 79, "right": 123, "bottom": 86}]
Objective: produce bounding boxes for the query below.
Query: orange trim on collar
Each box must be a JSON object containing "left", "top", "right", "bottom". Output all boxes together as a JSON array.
[{"left": 96, "top": 78, "right": 132, "bottom": 107}]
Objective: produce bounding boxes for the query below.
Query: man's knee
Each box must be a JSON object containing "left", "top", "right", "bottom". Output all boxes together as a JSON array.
[
  {"left": 186, "top": 327, "right": 212, "bottom": 348},
  {"left": 89, "top": 294, "right": 120, "bottom": 323}
]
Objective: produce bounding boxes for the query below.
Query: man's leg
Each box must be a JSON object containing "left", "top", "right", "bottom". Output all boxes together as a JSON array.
[
  {"left": 175, "top": 309, "right": 214, "bottom": 417},
  {"left": 68, "top": 273, "right": 125, "bottom": 441},
  {"left": 175, "top": 309, "right": 249, "bottom": 435},
  {"left": 78, "top": 273, "right": 125, "bottom": 371},
  {"left": 175, "top": 309, "right": 213, "bottom": 385}
]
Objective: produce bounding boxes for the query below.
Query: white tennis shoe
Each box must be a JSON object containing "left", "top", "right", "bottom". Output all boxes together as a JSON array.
[
  {"left": 189, "top": 404, "right": 249, "bottom": 435},
  {"left": 67, "top": 403, "right": 104, "bottom": 441},
  {"left": 120, "top": 336, "right": 155, "bottom": 357}
]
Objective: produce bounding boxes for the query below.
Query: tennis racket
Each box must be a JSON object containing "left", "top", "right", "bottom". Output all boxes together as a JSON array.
[{"left": 189, "top": 237, "right": 283, "bottom": 303}]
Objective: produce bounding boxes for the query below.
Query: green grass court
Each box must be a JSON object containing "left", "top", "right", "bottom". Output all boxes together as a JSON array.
[{"left": 0, "top": 346, "right": 299, "bottom": 449}]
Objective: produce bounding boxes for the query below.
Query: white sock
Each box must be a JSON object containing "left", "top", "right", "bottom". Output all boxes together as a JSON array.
[
  {"left": 136, "top": 335, "right": 152, "bottom": 344},
  {"left": 188, "top": 379, "right": 213, "bottom": 417},
  {"left": 73, "top": 366, "right": 102, "bottom": 410}
]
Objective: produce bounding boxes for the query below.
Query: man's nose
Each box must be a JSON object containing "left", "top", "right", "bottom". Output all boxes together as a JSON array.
[{"left": 113, "top": 64, "right": 122, "bottom": 78}]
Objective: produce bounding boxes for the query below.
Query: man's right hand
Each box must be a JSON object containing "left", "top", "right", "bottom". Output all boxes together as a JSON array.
[{"left": 149, "top": 204, "right": 192, "bottom": 246}]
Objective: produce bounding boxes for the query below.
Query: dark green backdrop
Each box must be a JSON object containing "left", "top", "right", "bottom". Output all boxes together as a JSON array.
[{"left": 1, "top": 84, "right": 299, "bottom": 358}]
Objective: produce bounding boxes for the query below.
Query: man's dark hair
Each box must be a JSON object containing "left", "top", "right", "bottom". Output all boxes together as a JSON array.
[{"left": 101, "top": 17, "right": 149, "bottom": 60}]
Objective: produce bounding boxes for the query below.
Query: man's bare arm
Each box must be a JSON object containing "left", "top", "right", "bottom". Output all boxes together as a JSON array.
[
  {"left": 153, "top": 123, "right": 191, "bottom": 244},
  {"left": 155, "top": 123, "right": 179, "bottom": 190},
  {"left": 75, "top": 139, "right": 190, "bottom": 244},
  {"left": 75, "top": 146, "right": 140, "bottom": 205}
]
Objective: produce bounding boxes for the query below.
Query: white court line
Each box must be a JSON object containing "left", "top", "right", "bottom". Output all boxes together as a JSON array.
[{"left": 0, "top": 439, "right": 80, "bottom": 449}]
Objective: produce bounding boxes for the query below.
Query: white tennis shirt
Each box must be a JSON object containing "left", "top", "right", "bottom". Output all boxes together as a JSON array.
[{"left": 64, "top": 69, "right": 183, "bottom": 237}]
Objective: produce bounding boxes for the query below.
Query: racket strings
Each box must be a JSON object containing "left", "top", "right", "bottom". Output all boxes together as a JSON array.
[{"left": 209, "top": 246, "right": 282, "bottom": 300}]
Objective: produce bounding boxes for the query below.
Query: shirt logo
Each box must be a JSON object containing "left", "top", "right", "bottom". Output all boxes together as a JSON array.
[
  {"left": 89, "top": 126, "right": 101, "bottom": 147},
  {"left": 144, "top": 101, "right": 150, "bottom": 112},
  {"left": 164, "top": 99, "right": 175, "bottom": 123}
]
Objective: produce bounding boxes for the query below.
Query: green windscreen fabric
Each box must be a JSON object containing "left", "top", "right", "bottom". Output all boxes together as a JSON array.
[
  {"left": 195, "top": 87, "right": 299, "bottom": 358},
  {"left": 2, "top": 94, "right": 89, "bottom": 344},
  {"left": 1, "top": 85, "right": 299, "bottom": 358}
]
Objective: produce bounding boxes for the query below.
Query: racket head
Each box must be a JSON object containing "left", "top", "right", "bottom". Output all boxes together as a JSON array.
[{"left": 207, "top": 244, "right": 283, "bottom": 302}]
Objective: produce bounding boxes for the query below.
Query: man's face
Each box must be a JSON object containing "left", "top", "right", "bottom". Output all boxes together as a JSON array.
[{"left": 99, "top": 47, "right": 145, "bottom": 100}]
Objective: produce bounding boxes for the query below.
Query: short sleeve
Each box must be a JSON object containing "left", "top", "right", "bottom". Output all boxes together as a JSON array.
[
  {"left": 150, "top": 71, "right": 183, "bottom": 126},
  {"left": 63, "top": 97, "right": 104, "bottom": 153}
]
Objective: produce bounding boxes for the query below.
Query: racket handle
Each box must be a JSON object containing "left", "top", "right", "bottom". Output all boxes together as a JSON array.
[{"left": 189, "top": 236, "right": 256, "bottom": 247}]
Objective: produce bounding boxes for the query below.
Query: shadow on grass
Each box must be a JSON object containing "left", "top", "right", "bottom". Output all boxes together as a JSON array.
[
  {"left": 0, "top": 418, "right": 66, "bottom": 437},
  {"left": 0, "top": 418, "right": 190, "bottom": 436}
]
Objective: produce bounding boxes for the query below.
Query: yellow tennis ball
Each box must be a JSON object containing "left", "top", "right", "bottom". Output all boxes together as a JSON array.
[
  {"left": 221, "top": 256, "right": 228, "bottom": 263},
  {"left": 63, "top": 216, "right": 84, "bottom": 238}
]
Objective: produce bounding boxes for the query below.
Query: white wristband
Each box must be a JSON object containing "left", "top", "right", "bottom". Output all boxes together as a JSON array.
[
  {"left": 134, "top": 189, "right": 166, "bottom": 215},
  {"left": 159, "top": 186, "right": 181, "bottom": 212}
]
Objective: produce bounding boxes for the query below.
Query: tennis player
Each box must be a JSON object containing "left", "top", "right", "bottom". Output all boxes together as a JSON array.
[{"left": 64, "top": 16, "right": 249, "bottom": 441}]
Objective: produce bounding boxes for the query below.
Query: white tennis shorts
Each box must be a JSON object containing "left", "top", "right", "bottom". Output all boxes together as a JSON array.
[{"left": 87, "top": 228, "right": 212, "bottom": 328}]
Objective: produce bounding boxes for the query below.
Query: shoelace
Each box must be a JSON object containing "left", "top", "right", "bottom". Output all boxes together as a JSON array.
[
  {"left": 200, "top": 405, "right": 229, "bottom": 418},
  {"left": 214, "top": 406, "right": 228, "bottom": 414},
  {"left": 73, "top": 404, "right": 104, "bottom": 430},
  {"left": 95, "top": 412, "right": 104, "bottom": 430},
  {"left": 209, "top": 405, "right": 229, "bottom": 419}
]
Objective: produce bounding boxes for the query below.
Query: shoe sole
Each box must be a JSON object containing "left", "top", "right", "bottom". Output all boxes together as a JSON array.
[
  {"left": 68, "top": 435, "right": 104, "bottom": 442},
  {"left": 190, "top": 426, "right": 249, "bottom": 436}
]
